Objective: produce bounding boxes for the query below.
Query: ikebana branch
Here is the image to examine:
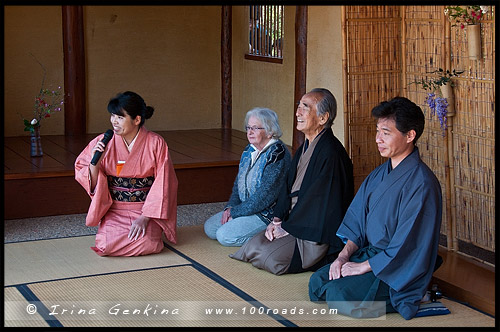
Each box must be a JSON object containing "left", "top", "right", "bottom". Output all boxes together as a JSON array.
[
  {"left": 409, "top": 68, "right": 464, "bottom": 91},
  {"left": 409, "top": 67, "right": 464, "bottom": 136},
  {"left": 19, "top": 53, "right": 65, "bottom": 133},
  {"left": 29, "top": 52, "right": 47, "bottom": 90}
]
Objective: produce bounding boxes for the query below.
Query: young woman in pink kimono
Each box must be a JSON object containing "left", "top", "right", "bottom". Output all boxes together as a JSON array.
[{"left": 75, "top": 91, "right": 178, "bottom": 256}]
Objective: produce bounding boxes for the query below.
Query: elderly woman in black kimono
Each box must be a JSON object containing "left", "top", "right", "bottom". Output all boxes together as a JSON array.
[{"left": 230, "top": 88, "right": 354, "bottom": 275}]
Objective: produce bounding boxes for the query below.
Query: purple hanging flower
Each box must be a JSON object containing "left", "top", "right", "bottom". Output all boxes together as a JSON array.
[
  {"left": 425, "top": 93, "right": 436, "bottom": 115},
  {"left": 435, "top": 97, "right": 448, "bottom": 134},
  {"left": 424, "top": 93, "right": 448, "bottom": 136}
]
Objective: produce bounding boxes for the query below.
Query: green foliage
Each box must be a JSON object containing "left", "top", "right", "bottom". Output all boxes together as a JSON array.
[{"left": 409, "top": 68, "right": 464, "bottom": 92}]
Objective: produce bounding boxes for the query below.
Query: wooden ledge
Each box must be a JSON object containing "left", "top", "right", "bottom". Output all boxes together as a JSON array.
[
  {"left": 432, "top": 246, "right": 495, "bottom": 316},
  {"left": 4, "top": 160, "right": 240, "bottom": 181}
]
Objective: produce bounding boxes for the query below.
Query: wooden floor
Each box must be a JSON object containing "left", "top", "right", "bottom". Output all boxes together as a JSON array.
[
  {"left": 432, "top": 247, "right": 495, "bottom": 316},
  {"left": 4, "top": 129, "right": 247, "bottom": 219}
]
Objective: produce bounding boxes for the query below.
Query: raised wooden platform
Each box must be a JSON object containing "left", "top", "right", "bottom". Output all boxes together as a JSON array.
[
  {"left": 4, "top": 129, "right": 247, "bottom": 220},
  {"left": 431, "top": 247, "right": 495, "bottom": 317}
]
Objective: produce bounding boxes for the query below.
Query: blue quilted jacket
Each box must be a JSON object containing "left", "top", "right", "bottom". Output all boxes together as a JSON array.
[{"left": 226, "top": 140, "right": 291, "bottom": 224}]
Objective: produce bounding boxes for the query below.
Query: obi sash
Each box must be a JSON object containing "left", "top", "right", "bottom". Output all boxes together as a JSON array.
[{"left": 107, "top": 176, "right": 154, "bottom": 202}]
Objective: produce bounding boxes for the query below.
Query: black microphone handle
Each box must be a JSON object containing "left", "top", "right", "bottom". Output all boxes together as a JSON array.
[{"left": 90, "top": 130, "right": 114, "bottom": 166}]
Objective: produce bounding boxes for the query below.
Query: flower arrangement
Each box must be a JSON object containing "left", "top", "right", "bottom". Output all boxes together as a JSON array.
[
  {"left": 444, "top": 5, "right": 489, "bottom": 29},
  {"left": 410, "top": 68, "right": 463, "bottom": 91},
  {"left": 22, "top": 53, "right": 64, "bottom": 133},
  {"left": 410, "top": 68, "right": 464, "bottom": 135},
  {"left": 425, "top": 93, "right": 449, "bottom": 133}
]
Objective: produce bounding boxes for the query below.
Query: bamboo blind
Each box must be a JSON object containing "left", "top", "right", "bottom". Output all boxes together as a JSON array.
[
  {"left": 343, "top": 5, "right": 495, "bottom": 264},
  {"left": 403, "top": 6, "right": 450, "bottom": 249},
  {"left": 248, "top": 5, "right": 284, "bottom": 58},
  {"left": 449, "top": 6, "right": 495, "bottom": 254},
  {"left": 343, "top": 6, "right": 402, "bottom": 189}
]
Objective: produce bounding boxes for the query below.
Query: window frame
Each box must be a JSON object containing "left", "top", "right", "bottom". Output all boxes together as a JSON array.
[{"left": 246, "top": 5, "right": 284, "bottom": 64}]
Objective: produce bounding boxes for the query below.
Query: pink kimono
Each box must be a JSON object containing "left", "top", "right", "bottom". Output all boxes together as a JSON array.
[{"left": 75, "top": 126, "right": 177, "bottom": 256}]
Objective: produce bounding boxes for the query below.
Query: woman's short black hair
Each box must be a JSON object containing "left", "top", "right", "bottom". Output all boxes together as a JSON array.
[
  {"left": 107, "top": 91, "right": 154, "bottom": 127},
  {"left": 371, "top": 96, "right": 425, "bottom": 144}
]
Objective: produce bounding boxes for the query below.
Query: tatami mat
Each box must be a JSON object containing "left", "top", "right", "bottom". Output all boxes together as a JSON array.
[
  {"left": 4, "top": 235, "right": 188, "bottom": 286},
  {"left": 4, "top": 225, "right": 496, "bottom": 328},
  {"left": 169, "top": 225, "right": 496, "bottom": 328},
  {"left": 10, "top": 265, "right": 281, "bottom": 328},
  {"left": 4, "top": 287, "right": 49, "bottom": 328}
]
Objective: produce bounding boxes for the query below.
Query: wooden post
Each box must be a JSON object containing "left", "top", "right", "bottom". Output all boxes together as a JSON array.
[
  {"left": 62, "top": 5, "right": 86, "bottom": 135},
  {"left": 221, "top": 6, "right": 232, "bottom": 129},
  {"left": 292, "top": 6, "right": 307, "bottom": 153},
  {"left": 341, "top": 6, "right": 349, "bottom": 155}
]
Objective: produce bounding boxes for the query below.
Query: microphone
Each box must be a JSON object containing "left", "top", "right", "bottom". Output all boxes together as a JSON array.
[{"left": 90, "top": 129, "right": 114, "bottom": 166}]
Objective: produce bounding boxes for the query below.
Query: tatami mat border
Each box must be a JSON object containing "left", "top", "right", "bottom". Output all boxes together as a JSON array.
[
  {"left": 15, "top": 284, "right": 64, "bottom": 327},
  {"left": 164, "top": 242, "right": 297, "bottom": 327},
  {"left": 4, "top": 263, "right": 193, "bottom": 288},
  {"left": 6, "top": 263, "right": 194, "bottom": 327},
  {"left": 4, "top": 233, "right": 97, "bottom": 245}
]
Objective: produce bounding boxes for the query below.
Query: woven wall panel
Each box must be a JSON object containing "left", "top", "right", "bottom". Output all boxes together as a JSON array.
[
  {"left": 344, "top": 5, "right": 495, "bottom": 260},
  {"left": 344, "top": 6, "right": 401, "bottom": 189},
  {"left": 403, "top": 6, "right": 449, "bottom": 240},
  {"left": 449, "top": 8, "right": 495, "bottom": 253}
]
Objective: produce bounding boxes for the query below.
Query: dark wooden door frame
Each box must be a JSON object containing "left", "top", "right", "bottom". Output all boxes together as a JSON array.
[
  {"left": 62, "top": 5, "right": 86, "bottom": 136},
  {"left": 221, "top": 6, "right": 232, "bottom": 129},
  {"left": 292, "top": 6, "right": 307, "bottom": 153}
]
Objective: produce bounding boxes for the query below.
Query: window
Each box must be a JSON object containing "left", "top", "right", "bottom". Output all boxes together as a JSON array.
[{"left": 246, "top": 5, "right": 284, "bottom": 63}]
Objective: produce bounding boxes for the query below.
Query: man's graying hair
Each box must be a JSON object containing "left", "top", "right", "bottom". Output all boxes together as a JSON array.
[{"left": 310, "top": 88, "right": 337, "bottom": 128}]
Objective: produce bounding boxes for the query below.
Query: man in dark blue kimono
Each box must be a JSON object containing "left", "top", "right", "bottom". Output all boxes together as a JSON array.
[{"left": 309, "top": 96, "right": 443, "bottom": 320}]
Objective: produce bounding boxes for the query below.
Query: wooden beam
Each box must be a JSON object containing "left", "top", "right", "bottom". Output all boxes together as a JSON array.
[
  {"left": 341, "top": 6, "right": 350, "bottom": 155},
  {"left": 221, "top": 6, "right": 232, "bottom": 129},
  {"left": 292, "top": 6, "right": 307, "bottom": 153},
  {"left": 62, "top": 5, "right": 86, "bottom": 135}
]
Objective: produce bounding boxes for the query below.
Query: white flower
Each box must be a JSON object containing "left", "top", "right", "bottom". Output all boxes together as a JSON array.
[
  {"left": 480, "top": 6, "right": 489, "bottom": 14},
  {"left": 31, "top": 118, "right": 38, "bottom": 125},
  {"left": 444, "top": 8, "right": 449, "bottom": 16}
]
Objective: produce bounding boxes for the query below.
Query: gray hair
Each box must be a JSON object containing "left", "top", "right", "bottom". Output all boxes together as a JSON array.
[
  {"left": 244, "top": 107, "right": 283, "bottom": 139},
  {"left": 310, "top": 88, "right": 337, "bottom": 128}
]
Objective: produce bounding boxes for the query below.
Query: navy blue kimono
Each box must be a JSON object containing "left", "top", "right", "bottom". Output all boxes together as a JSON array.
[{"left": 310, "top": 146, "right": 442, "bottom": 320}]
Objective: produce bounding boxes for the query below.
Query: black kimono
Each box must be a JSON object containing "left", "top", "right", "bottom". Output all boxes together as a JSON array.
[{"left": 230, "top": 128, "right": 354, "bottom": 274}]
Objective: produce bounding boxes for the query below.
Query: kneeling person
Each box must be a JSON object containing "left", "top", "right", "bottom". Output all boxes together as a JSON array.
[
  {"left": 204, "top": 107, "right": 291, "bottom": 246},
  {"left": 309, "top": 97, "right": 443, "bottom": 320},
  {"left": 75, "top": 91, "right": 178, "bottom": 256}
]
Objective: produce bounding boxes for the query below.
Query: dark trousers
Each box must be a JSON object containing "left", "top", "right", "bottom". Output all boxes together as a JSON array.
[{"left": 308, "top": 245, "right": 397, "bottom": 318}]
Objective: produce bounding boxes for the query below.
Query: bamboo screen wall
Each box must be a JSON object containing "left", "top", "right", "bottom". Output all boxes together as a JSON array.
[
  {"left": 447, "top": 7, "right": 495, "bottom": 261},
  {"left": 342, "top": 6, "right": 401, "bottom": 189},
  {"left": 343, "top": 5, "right": 495, "bottom": 265},
  {"left": 403, "top": 6, "right": 451, "bottom": 255}
]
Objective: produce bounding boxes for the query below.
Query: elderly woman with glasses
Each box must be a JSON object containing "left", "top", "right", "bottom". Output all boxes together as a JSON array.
[{"left": 204, "top": 107, "right": 291, "bottom": 246}]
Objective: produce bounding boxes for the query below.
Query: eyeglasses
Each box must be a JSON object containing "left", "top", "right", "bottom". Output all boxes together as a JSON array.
[{"left": 245, "top": 126, "right": 265, "bottom": 132}]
